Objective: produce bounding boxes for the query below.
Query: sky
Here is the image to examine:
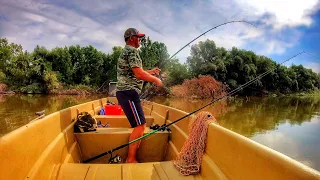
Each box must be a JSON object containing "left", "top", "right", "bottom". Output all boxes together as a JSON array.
[{"left": 0, "top": 0, "right": 320, "bottom": 73}]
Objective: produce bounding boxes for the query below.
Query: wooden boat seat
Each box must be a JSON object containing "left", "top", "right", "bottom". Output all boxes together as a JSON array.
[
  {"left": 75, "top": 127, "right": 170, "bottom": 163},
  {"left": 55, "top": 161, "right": 203, "bottom": 180},
  {"left": 94, "top": 115, "right": 154, "bottom": 128}
]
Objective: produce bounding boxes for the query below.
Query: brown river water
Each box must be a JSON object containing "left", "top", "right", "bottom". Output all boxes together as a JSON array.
[{"left": 0, "top": 94, "right": 319, "bottom": 171}]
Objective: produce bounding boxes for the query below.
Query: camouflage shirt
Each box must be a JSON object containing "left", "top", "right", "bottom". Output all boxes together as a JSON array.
[{"left": 115, "top": 45, "right": 144, "bottom": 94}]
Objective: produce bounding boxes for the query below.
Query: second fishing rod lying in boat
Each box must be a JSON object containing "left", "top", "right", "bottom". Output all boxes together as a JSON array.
[{"left": 84, "top": 51, "right": 306, "bottom": 163}]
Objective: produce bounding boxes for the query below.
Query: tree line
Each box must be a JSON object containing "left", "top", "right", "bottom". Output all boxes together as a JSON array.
[
  {"left": 183, "top": 39, "right": 320, "bottom": 95},
  {"left": 0, "top": 37, "right": 319, "bottom": 95}
]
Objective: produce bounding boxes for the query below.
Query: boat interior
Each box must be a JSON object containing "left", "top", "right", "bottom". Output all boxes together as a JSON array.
[{"left": 0, "top": 97, "right": 319, "bottom": 180}]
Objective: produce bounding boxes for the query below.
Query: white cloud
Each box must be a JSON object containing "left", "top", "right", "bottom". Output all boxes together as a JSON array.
[
  {"left": 57, "top": 33, "right": 67, "bottom": 40},
  {"left": 237, "top": 0, "right": 318, "bottom": 29},
  {"left": 23, "top": 12, "right": 46, "bottom": 23},
  {"left": 0, "top": 0, "right": 319, "bottom": 68},
  {"left": 266, "top": 40, "right": 293, "bottom": 54}
]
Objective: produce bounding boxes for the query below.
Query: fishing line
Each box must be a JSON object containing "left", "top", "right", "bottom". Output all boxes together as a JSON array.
[
  {"left": 84, "top": 51, "right": 305, "bottom": 163},
  {"left": 304, "top": 52, "right": 320, "bottom": 61},
  {"left": 159, "top": 20, "right": 257, "bottom": 69}
]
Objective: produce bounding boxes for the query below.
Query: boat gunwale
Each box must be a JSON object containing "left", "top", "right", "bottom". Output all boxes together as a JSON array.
[{"left": 0, "top": 97, "right": 319, "bottom": 179}]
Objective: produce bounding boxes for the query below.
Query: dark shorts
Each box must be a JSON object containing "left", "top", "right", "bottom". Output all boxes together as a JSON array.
[{"left": 116, "top": 90, "right": 146, "bottom": 128}]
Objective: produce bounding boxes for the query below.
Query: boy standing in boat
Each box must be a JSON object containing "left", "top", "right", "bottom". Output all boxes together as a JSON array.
[{"left": 115, "top": 28, "right": 162, "bottom": 163}]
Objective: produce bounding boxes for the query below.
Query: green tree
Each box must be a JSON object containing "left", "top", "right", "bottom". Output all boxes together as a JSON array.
[
  {"left": 68, "top": 45, "right": 84, "bottom": 84},
  {"left": 291, "top": 65, "right": 318, "bottom": 91},
  {"left": 81, "top": 45, "right": 104, "bottom": 86},
  {"left": 317, "top": 73, "right": 320, "bottom": 89},
  {"left": 187, "top": 39, "right": 219, "bottom": 77},
  {"left": 99, "top": 46, "right": 122, "bottom": 85},
  {"left": 165, "top": 58, "right": 191, "bottom": 86},
  {"left": 140, "top": 37, "right": 170, "bottom": 70},
  {"left": 185, "top": 39, "right": 320, "bottom": 95},
  {"left": 49, "top": 47, "right": 73, "bottom": 84},
  {"left": 44, "top": 71, "right": 59, "bottom": 92},
  {"left": 0, "top": 38, "right": 23, "bottom": 74},
  {"left": 1, "top": 37, "right": 319, "bottom": 95}
]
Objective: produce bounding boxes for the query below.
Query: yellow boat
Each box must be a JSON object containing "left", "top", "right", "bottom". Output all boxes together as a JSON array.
[{"left": 0, "top": 97, "right": 319, "bottom": 180}]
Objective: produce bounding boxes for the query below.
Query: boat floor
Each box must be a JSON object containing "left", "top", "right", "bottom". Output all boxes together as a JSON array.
[{"left": 55, "top": 161, "right": 202, "bottom": 180}]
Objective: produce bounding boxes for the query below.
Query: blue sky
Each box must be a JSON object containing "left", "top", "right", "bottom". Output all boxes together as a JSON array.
[{"left": 0, "top": 0, "right": 319, "bottom": 72}]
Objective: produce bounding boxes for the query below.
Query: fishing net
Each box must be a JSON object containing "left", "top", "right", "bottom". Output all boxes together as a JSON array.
[{"left": 172, "top": 111, "right": 217, "bottom": 176}]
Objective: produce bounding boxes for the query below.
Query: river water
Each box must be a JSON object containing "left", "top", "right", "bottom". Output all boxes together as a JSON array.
[{"left": 0, "top": 94, "right": 319, "bottom": 171}]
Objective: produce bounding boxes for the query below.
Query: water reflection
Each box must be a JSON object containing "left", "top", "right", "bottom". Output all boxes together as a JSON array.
[
  {"left": 152, "top": 96, "right": 320, "bottom": 137},
  {"left": 152, "top": 96, "right": 320, "bottom": 171},
  {"left": 251, "top": 116, "right": 320, "bottom": 171},
  {"left": 217, "top": 96, "right": 320, "bottom": 137},
  {"left": 0, "top": 94, "right": 104, "bottom": 136}
]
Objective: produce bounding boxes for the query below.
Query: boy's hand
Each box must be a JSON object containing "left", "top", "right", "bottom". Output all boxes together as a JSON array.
[
  {"left": 154, "top": 78, "right": 163, "bottom": 87},
  {"left": 151, "top": 68, "right": 161, "bottom": 76}
]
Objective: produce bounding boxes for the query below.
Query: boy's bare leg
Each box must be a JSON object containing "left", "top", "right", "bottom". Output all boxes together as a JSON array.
[{"left": 126, "top": 123, "right": 146, "bottom": 163}]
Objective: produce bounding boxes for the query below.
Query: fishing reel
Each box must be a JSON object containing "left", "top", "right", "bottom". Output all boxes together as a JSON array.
[
  {"left": 108, "top": 152, "right": 122, "bottom": 164},
  {"left": 150, "top": 123, "right": 171, "bottom": 132},
  {"left": 150, "top": 124, "right": 160, "bottom": 130}
]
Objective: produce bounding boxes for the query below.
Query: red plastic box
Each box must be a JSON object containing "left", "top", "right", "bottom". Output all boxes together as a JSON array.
[{"left": 104, "top": 105, "right": 124, "bottom": 115}]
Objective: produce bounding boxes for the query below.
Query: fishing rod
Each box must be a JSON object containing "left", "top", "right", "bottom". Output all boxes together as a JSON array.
[
  {"left": 84, "top": 51, "right": 306, "bottom": 163},
  {"left": 140, "top": 20, "right": 257, "bottom": 99}
]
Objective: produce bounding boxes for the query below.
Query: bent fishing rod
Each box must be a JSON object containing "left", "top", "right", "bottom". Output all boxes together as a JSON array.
[
  {"left": 140, "top": 20, "right": 257, "bottom": 99},
  {"left": 84, "top": 51, "right": 306, "bottom": 163}
]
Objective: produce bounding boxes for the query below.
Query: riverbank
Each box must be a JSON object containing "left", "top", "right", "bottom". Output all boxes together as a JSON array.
[
  {"left": 49, "top": 84, "right": 97, "bottom": 95},
  {"left": 1, "top": 82, "right": 319, "bottom": 97},
  {"left": 269, "top": 89, "right": 320, "bottom": 98},
  {"left": 0, "top": 84, "right": 105, "bottom": 95}
]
